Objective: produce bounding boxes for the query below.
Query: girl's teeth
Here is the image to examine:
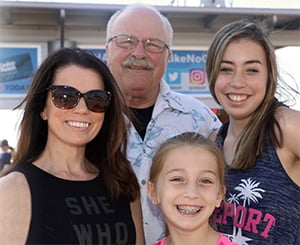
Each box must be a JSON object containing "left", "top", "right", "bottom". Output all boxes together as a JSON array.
[
  {"left": 177, "top": 206, "right": 201, "bottom": 214},
  {"left": 229, "top": 94, "right": 247, "bottom": 101}
]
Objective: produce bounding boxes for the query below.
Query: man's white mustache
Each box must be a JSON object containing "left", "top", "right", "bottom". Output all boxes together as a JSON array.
[{"left": 122, "top": 57, "right": 154, "bottom": 70}]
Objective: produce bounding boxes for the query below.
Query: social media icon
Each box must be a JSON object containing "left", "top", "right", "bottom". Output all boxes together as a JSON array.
[
  {"left": 167, "top": 71, "right": 180, "bottom": 85},
  {"left": 169, "top": 72, "right": 178, "bottom": 82},
  {"left": 189, "top": 68, "right": 205, "bottom": 85}
]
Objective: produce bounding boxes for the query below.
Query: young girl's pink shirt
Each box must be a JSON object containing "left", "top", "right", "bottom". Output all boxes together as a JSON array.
[{"left": 152, "top": 233, "right": 239, "bottom": 245}]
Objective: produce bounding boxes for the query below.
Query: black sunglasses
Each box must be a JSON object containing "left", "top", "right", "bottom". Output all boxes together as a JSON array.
[{"left": 48, "top": 85, "right": 111, "bottom": 113}]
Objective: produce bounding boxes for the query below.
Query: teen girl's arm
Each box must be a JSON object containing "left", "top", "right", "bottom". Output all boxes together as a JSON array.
[{"left": 276, "top": 107, "right": 300, "bottom": 186}]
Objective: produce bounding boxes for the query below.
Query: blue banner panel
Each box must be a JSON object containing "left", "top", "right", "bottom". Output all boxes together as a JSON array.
[
  {"left": 0, "top": 47, "right": 38, "bottom": 95},
  {"left": 0, "top": 53, "right": 33, "bottom": 83},
  {"left": 164, "top": 50, "right": 209, "bottom": 95},
  {"left": 86, "top": 48, "right": 209, "bottom": 96},
  {"left": 88, "top": 49, "right": 107, "bottom": 63}
]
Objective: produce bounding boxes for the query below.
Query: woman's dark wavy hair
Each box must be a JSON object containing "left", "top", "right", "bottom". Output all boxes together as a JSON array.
[
  {"left": 10, "top": 48, "right": 139, "bottom": 201},
  {"left": 206, "top": 19, "right": 284, "bottom": 169}
]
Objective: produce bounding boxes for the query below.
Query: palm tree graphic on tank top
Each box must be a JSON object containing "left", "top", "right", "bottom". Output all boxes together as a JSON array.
[{"left": 226, "top": 178, "right": 265, "bottom": 245}]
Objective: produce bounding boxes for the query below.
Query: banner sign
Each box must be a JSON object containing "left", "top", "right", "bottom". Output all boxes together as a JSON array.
[
  {"left": 0, "top": 46, "right": 39, "bottom": 96},
  {"left": 86, "top": 48, "right": 210, "bottom": 96},
  {"left": 89, "top": 48, "right": 107, "bottom": 63},
  {"left": 164, "top": 50, "right": 209, "bottom": 95}
]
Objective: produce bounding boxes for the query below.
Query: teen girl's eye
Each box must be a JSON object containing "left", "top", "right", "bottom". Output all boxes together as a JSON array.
[
  {"left": 219, "top": 65, "right": 233, "bottom": 73},
  {"left": 246, "top": 67, "right": 259, "bottom": 73}
]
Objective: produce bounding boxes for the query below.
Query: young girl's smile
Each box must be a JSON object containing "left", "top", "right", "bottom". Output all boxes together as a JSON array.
[{"left": 149, "top": 145, "right": 223, "bottom": 232}]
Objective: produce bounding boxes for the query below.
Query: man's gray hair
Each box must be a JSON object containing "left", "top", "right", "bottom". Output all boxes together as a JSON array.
[{"left": 106, "top": 3, "right": 173, "bottom": 47}]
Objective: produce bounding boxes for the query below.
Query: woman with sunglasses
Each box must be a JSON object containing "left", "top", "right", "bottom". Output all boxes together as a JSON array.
[{"left": 0, "top": 48, "right": 145, "bottom": 245}]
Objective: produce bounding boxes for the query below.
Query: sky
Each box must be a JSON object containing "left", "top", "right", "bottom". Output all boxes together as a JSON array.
[{"left": 3, "top": 0, "right": 300, "bottom": 8}]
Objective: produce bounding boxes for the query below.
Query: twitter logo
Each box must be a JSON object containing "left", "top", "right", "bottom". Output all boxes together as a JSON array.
[{"left": 167, "top": 71, "right": 180, "bottom": 84}]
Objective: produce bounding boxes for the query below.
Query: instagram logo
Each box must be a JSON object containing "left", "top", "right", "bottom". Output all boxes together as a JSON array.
[{"left": 189, "top": 68, "right": 205, "bottom": 85}]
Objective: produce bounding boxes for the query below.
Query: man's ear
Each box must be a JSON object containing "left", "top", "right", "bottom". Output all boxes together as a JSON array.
[
  {"left": 105, "top": 44, "right": 110, "bottom": 66},
  {"left": 167, "top": 49, "right": 172, "bottom": 62},
  {"left": 147, "top": 181, "right": 160, "bottom": 205}
]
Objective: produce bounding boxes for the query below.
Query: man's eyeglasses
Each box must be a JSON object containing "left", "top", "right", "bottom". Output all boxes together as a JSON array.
[
  {"left": 48, "top": 85, "right": 111, "bottom": 113},
  {"left": 108, "top": 34, "right": 169, "bottom": 53}
]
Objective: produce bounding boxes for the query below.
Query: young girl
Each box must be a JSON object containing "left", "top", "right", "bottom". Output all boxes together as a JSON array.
[{"left": 147, "top": 132, "right": 238, "bottom": 245}]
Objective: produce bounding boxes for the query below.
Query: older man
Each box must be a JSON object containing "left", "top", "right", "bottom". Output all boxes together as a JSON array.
[{"left": 105, "top": 4, "right": 221, "bottom": 244}]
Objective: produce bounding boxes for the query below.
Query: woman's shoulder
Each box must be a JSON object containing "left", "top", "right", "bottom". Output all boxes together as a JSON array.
[
  {"left": 0, "top": 172, "right": 30, "bottom": 218},
  {"left": 0, "top": 172, "right": 31, "bottom": 244},
  {"left": 0, "top": 171, "right": 29, "bottom": 196}
]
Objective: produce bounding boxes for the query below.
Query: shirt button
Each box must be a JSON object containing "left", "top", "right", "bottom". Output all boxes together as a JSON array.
[
  {"left": 143, "top": 149, "right": 146, "bottom": 154},
  {"left": 141, "top": 179, "right": 147, "bottom": 185}
]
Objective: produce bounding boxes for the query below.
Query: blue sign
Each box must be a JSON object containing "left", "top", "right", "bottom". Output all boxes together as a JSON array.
[
  {"left": 86, "top": 48, "right": 209, "bottom": 96},
  {"left": 164, "top": 50, "right": 209, "bottom": 95},
  {"left": 0, "top": 47, "right": 38, "bottom": 95},
  {"left": 88, "top": 49, "right": 107, "bottom": 63}
]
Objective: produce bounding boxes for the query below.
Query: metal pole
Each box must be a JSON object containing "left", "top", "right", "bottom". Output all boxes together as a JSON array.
[{"left": 60, "top": 9, "right": 65, "bottom": 48}]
